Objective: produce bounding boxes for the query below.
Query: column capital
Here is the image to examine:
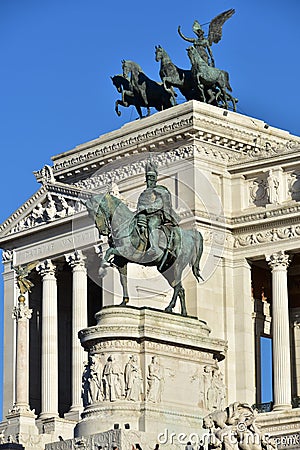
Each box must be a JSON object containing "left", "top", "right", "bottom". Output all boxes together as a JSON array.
[
  {"left": 65, "top": 250, "right": 86, "bottom": 269},
  {"left": 36, "top": 259, "right": 56, "bottom": 277},
  {"left": 266, "top": 250, "right": 291, "bottom": 271},
  {"left": 2, "top": 249, "right": 14, "bottom": 264}
]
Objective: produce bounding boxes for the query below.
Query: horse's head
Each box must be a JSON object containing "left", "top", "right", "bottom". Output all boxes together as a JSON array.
[
  {"left": 155, "top": 45, "right": 163, "bottom": 62},
  {"left": 122, "top": 60, "right": 143, "bottom": 80},
  {"left": 84, "top": 194, "right": 113, "bottom": 236},
  {"left": 111, "top": 74, "right": 126, "bottom": 93},
  {"left": 122, "top": 59, "right": 130, "bottom": 79}
]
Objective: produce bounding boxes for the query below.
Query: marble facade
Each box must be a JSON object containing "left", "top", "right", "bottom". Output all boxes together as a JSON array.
[{"left": 1, "top": 101, "right": 300, "bottom": 449}]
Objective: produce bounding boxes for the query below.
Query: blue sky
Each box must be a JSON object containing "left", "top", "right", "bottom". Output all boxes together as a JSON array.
[{"left": 1, "top": 0, "right": 298, "bottom": 416}]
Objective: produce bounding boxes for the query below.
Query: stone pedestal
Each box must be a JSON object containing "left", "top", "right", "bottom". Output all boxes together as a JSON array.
[{"left": 76, "top": 305, "right": 227, "bottom": 438}]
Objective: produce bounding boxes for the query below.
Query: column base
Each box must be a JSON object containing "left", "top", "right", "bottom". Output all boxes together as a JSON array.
[
  {"left": 4, "top": 409, "right": 40, "bottom": 448},
  {"left": 64, "top": 408, "right": 83, "bottom": 422},
  {"left": 272, "top": 403, "right": 292, "bottom": 412},
  {"left": 36, "top": 416, "right": 76, "bottom": 441}
]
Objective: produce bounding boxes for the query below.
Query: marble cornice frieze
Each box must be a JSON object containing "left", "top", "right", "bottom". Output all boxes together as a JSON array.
[{"left": 49, "top": 116, "right": 194, "bottom": 178}]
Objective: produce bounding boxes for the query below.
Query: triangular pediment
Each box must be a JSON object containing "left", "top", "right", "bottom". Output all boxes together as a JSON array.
[{"left": 0, "top": 183, "right": 89, "bottom": 241}]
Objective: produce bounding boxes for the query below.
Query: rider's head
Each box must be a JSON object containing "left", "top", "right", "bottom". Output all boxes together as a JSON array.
[
  {"left": 193, "top": 20, "right": 204, "bottom": 38},
  {"left": 145, "top": 159, "right": 158, "bottom": 188}
]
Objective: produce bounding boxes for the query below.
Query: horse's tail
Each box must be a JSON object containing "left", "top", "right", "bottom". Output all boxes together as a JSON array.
[
  {"left": 191, "top": 229, "right": 204, "bottom": 283},
  {"left": 225, "top": 71, "right": 232, "bottom": 92}
]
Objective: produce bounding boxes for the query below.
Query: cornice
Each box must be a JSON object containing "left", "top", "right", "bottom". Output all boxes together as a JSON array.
[
  {"left": 33, "top": 101, "right": 300, "bottom": 183},
  {"left": 49, "top": 116, "right": 194, "bottom": 180}
]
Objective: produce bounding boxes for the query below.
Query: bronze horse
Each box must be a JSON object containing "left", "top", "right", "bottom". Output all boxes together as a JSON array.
[
  {"left": 187, "top": 45, "right": 237, "bottom": 111},
  {"left": 85, "top": 193, "right": 203, "bottom": 316},
  {"left": 111, "top": 74, "right": 150, "bottom": 118},
  {"left": 122, "top": 60, "right": 176, "bottom": 115},
  {"left": 155, "top": 45, "right": 201, "bottom": 101}
]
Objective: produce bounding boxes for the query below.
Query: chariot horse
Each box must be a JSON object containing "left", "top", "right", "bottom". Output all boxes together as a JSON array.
[
  {"left": 85, "top": 193, "right": 203, "bottom": 316},
  {"left": 155, "top": 45, "right": 202, "bottom": 101},
  {"left": 122, "top": 60, "right": 175, "bottom": 114},
  {"left": 111, "top": 74, "right": 150, "bottom": 118},
  {"left": 187, "top": 45, "right": 237, "bottom": 111}
]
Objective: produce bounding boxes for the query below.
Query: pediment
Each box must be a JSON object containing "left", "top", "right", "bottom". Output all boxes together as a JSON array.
[{"left": 0, "top": 183, "right": 87, "bottom": 241}]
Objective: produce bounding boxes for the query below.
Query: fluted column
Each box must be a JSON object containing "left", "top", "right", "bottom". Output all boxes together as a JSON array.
[
  {"left": 37, "top": 259, "right": 59, "bottom": 419},
  {"left": 11, "top": 294, "right": 33, "bottom": 413},
  {"left": 267, "top": 250, "right": 292, "bottom": 410},
  {"left": 65, "top": 250, "right": 88, "bottom": 419}
]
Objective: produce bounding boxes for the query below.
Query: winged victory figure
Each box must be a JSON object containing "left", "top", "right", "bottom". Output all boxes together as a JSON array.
[
  {"left": 13, "top": 261, "right": 39, "bottom": 295},
  {"left": 178, "top": 9, "right": 235, "bottom": 67}
]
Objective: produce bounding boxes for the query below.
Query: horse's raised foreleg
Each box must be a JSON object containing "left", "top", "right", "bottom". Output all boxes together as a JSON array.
[
  {"left": 117, "top": 263, "right": 129, "bottom": 306},
  {"left": 122, "top": 89, "right": 134, "bottom": 104},
  {"left": 115, "top": 100, "right": 122, "bottom": 116},
  {"left": 104, "top": 247, "right": 117, "bottom": 263}
]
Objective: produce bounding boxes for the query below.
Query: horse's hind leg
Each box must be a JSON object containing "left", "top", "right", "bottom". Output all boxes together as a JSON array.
[
  {"left": 165, "top": 283, "right": 180, "bottom": 313},
  {"left": 178, "top": 285, "right": 187, "bottom": 316},
  {"left": 117, "top": 263, "right": 129, "bottom": 306}
]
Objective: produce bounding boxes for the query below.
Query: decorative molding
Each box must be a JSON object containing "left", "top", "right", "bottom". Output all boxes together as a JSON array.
[
  {"left": 234, "top": 225, "right": 300, "bottom": 248},
  {"left": 51, "top": 117, "right": 193, "bottom": 174},
  {"left": 74, "top": 145, "right": 195, "bottom": 191}
]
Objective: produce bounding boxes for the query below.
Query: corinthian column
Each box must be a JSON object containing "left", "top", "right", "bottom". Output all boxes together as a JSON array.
[
  {"left": 267, "top": 250, "right": 292, "bottom": 410},
  {"left": 12, "top": 294, "right": 33, "bottom": 413},
  {"left": 65, "top": 250, "right": 87, "bottom": 420},
  {"left": 37, "top": 259, "right": 59, "bottom": 419}
]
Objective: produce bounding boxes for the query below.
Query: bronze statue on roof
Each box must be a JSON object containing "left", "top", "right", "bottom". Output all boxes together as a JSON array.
[{"left": 111, "top": 9, "right": 237, "bottom": 117}]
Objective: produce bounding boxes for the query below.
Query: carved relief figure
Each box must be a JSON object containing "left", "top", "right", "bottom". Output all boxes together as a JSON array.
[
  {"left": 82, "top": 356, "right": 104, "bottom": 406},
  {"left": 103, "top": 355, "right": 125, "bottom": 401},
  {"left": 198, "top": 365, "right": 226, "bottom": 411},
  {"left": 124, "top": 355, "right": 144, "bottom": 401},
  {"left": 82, "top": 361, "right": 90, "bottom": 407},
  {"left": 147, "top": 356, "right": 164, "bottom": 403},
  {"left": 58, "top": 196, "right": 75, "bottom": 217},
  {"left": 88, "top": 355, "right": 104, "bottom": 403},
  {"left": 45, "top": 194, "right": 58, "bottom": 221}
]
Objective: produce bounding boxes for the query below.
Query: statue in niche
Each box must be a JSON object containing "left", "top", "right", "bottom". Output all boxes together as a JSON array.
[
  {"left": 203, "top": 402, "right": 277, "bottom": 450},
  {"left": 124, "top": 355, "right": 144, "bottom": 401},
  {"left": 103, "top": 355, "right": 125, "bottom": 401},
  {"left": 267, "top": 170, "right": 279, "bottom": 204},
  {"left": 147, "top": 356, "right": 164, "bottom": 403}
]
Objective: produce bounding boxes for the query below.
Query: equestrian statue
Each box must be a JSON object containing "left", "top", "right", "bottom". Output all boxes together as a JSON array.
[
  {"left": 111, "top": 9, "right": 237, "bottom": 117},
  {"left": 85, "top": 161, "right": 204, "bottom": 316}
]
